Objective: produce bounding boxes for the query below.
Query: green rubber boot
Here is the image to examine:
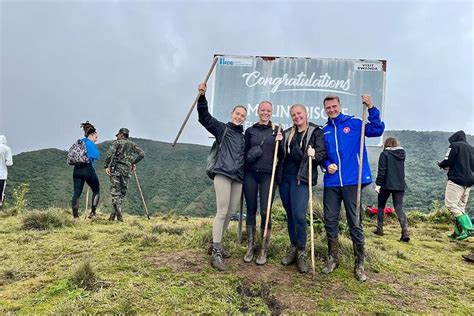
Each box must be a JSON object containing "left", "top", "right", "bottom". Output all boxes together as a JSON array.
[
  {"left": 456, "top": 214, "right": 473, "bottom": 241},
  {"left": 447, "top": 220, "right": 462, "bottom": 239}
]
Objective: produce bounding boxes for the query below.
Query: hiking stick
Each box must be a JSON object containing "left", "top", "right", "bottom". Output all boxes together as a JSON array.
[
  {"left": 356, "top": 103, "right": 368, "bottom": 225},
  {"left": 261, "top": 126, "right": 281, "bottom": 245},
  {"left": 308, "top": 146, "right": 315, "bottom": 276},
  {"left": 238, "top": 191, "right": 243, "bottom": 244},
  {"left": 172, "top": 56, "right": 219, "bottom": 147},
  {"left": 134, "top": 169, "right": 150, "bottom": 220},
  {"left": 83, "top": 188, "right": 89, "bottom": 219}
]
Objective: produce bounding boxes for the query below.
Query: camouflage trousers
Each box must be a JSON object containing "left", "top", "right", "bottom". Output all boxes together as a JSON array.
[{"left": 110, "top": 170, "right": 131, "bottom": 206}]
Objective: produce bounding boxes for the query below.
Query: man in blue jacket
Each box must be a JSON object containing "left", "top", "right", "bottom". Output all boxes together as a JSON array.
[{"left": 321, "top": 94, "right": 385, "bottom": 282}]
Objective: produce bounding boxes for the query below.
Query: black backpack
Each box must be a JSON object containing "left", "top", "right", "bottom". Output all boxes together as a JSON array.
[{"left": 67, "top": 139, "right": 89, "bottom": 165}]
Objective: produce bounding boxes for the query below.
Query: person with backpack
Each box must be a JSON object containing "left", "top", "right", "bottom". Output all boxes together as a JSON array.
[
  {"left": 197, "top": 83, "right": 247, "bottom": 271},
  {"left": 104, "top": 128, "right": 145, "bottom": 222},
  {"left": 373, "top": 137, "right": 410, "bottom": 242},
  {"left": 243, "top": 100, "right": 283, "bottom": 265},
  {"left": 279, "top": 104, "right": 326, "bottom": 273},
  {"left": 71, "top": 122, "right": 100, "bottom": 219},
  {"left": 0, "top": 135, "right": 13, "bottom": 210},
  {"left": 438, "top": 130, "right": 474, "bottom": 240}
]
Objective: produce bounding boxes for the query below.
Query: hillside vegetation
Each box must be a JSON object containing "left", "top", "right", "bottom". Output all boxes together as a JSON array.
[{"left": 4, "top": 130, "right": 474, "bottom": 217}]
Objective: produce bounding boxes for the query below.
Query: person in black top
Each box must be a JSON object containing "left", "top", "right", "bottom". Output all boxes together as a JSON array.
[
  {"left": 197, "top": 83, "right": 247, "bottom": 271},
  {"left": 243, "top": 100, "right": 283, "bottom": 265},
  {"left": 279, "top": 104, "right": 326, "bottom": 273},
  {"left": 374, "top": 137, "right": 409, "bottom": 242}
]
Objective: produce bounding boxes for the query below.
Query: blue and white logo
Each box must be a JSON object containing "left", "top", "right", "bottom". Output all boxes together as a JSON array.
[{"left": 219, "top": 56, "right": 253, "bottom": 67}]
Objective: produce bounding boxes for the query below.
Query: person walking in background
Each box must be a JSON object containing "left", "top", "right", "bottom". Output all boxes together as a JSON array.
[
  {"left": 438, "top": 130, "right": 474, "bottom": 240},
  {"left": 373, "top": 137, "right": 410, "bottom": 242},
  {"left": 321, "top": 94, "right": 384, "bottom": 282},
  {"left": 243, "top": 100, "right": 283, "bottom": 265},
  {"left": 279, "top": 104, "right": 326, "bottom": 273},
  {"left": 0, "top": 135, "right": 13, "bottom": 210},
  {"left": 105, "top": 128, "right": 145, "bottom": 222},
  {"left": 197, "top": 83, "right": 246, "bottom": 271},
  {"left": 71, "top": 122, "right": 100, "bottom": 219}
]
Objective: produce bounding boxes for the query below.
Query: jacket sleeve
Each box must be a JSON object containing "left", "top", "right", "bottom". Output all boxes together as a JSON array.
[
  {"left": 5, "top": 147, "right": 13, "bottom": 166},
  {"left": 132, "top": 144, "right": 145, "bottom": 165},
  {"left": 365, "top": 107, "right": 385, "bottom": 137},
  {"left": 438, "top": 145, "right": 456, "bottom": 169},
  {"left": 311, "top": 128, "right": 327, "bottom": 166},
  {"left": 375, "top": 152, "right": 387, "bottom": 186},
  {"left": 86, "top": 141, "right": 100, "bottom": 162},
  {"left": 197, "top": 94, "right": 225, "bottom": 139}
]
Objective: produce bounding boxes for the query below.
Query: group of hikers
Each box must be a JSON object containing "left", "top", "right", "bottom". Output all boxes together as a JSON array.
[{"left": 0, "top": 83, "right": 473, "bottom": 279}]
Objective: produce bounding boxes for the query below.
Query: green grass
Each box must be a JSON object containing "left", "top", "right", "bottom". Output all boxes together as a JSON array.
[{"left": 0, "top": 209, "right": 473, "bottom": 313}]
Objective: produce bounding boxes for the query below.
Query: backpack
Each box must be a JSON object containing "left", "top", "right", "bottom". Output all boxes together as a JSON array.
[
  {"left": 206, "top": 127, "right": 228, "bottom": 179},
  {"left": 67, "top": 139, "right": 89, "bottom": 165}
]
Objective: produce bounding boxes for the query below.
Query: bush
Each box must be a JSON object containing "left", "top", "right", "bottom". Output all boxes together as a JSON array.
[
  {"left": 406, "top": 211, "right": 428, "bottom": 225},
  {"left": 427, "top": 203, "right": 451, "bottom": 224},
  {"left": 22, "top": 209, "right": 74, "bottom": 230},
  {"left": 71, "top": 261, "right": 97, "bottom": 290}
]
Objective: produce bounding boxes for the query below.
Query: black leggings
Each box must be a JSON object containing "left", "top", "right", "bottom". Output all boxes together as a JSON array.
[
  {"left": 244, "top": 170, "right": 276, "bottom": 230},
  {"left": 72, "top": 164, "right": 100, "bottom": 211},
  {"left": 377, "top": 188, "right": 407, "bottom": 229}
]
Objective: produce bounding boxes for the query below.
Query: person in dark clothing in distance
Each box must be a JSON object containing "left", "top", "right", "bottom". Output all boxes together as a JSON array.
[
  {"left": 373, "top": 137, "right": 410, "bottom": 242},
  {"left": 243, "top": 100, "right": 283, "bottom": 265}
]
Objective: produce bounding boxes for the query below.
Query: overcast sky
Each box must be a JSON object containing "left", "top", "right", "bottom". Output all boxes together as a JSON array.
[{"left": 1, "top": 0, "right": 472, "bottom": 154}]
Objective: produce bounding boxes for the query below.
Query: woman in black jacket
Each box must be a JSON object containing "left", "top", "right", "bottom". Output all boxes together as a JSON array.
[
  {"left": 374, "top": 137, "right": 410, "bottom": 242},
  {"left": 279, "top": 104, "right": 326, "bottom": 273},
  {"left": 196, "top": 83, "right": 247, "bottom": 271},
  {"left": 243, "top": 101, "right": 283, "bottom": 265}
]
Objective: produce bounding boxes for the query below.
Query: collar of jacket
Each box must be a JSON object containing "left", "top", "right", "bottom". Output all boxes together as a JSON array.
[
  {"left": 327, "top": 113, "right": 354, "bottom": 125},
  {"left": 252, "top": 121, "right": 273, "bottom": 130},
  {"left": 226, "top": 122, "right": 244, "bottom": 133}
]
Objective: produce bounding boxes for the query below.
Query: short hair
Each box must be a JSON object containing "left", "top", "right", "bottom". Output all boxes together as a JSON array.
[
  {"left": 384, "top": 137, "right": 400, "bottom": 149},
  {"left": 323, "top": 95, "right": 341, "bottom": 106},
  {"left": 232, "top": 105, "right": 247, "bottom": 113}
]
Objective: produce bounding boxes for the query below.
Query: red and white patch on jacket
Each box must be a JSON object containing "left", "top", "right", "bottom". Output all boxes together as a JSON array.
[{"left": 343, "top": 127, "right": 350, "bottom": 134}]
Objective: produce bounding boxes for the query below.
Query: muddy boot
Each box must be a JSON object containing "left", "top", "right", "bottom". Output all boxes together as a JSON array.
[
  {"left": 322, "top": 238, "right": 339, "bottom": 274},
  {"left": 296, "top": 248, "right": 308, "bottom": 273},
  {"left": 256, "top": 229, "right": 271, "bottom": 266},
  {"left": 211, "top": 243, "right": 226, "bottom": 271},
  {"left": 373, "top": 225, "right": 384, "bottom": 236},
  {"left": 400, "top": 226, "right": 410, "bottom": 242},
  {"left": 207, "top": 243, "right": 230, "bottom": 258},
  {"left": 72, "top": 205, "right": 79, "bottom": 219},
  {"left": 114, "top": 204, "right": 123, "bottom": 222},
  {"left": 243, "top": 226, "right": 256, "bottom": 263},
  {"left": 353, "top": 243, "right": 368, "bottom": 282},
  {"left": 281, "top": 244, "right": 297, "bottom": 266}
]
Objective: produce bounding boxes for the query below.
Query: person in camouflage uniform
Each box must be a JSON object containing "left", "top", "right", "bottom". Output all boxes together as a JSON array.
[{"left": 105, "top": 128, "right": 145, "bottom": 221}]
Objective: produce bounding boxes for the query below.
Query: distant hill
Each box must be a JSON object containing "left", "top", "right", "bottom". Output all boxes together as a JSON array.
[{"left": 4, "top": 131, "right": 474, "bottom": 216}]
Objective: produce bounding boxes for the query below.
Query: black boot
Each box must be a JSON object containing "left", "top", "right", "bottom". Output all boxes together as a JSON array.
[
  {"left": 296, "top": 248, "right": 308, "bottom": 273},
  {"left": 322, "top": 238, "right": 339, "bottom": 274},
  {"left": 114, "top": 204, "right": 123, "bottom": 222},
  {"left": 88, "top": 194, "right": 99, "bottom": 219},
  {"left": 72, "top": 205, "right": 79, "bottom": 219},
  {"left": 243, "top": 226, "right": 256, "bottom": 263},
  {"left": 373, "top": 225, "right": 384, "bottom": 236},
  {"left": 88, "top": 208, "right": 97, "bottom": 219},
  {"left": 211, "top": 243, "right": 226, "bottom": 271},
  {"left": 399, "top": 218, "right": 410, "bottom": 242},
  {"left": 256, "top": 229, "right": 271, "bottom": 266},
  {"left": 108, "top": 211, "right": 116, "bottom": 221},
  {"left": 354, "top": 243, "right": 368, "bottom": 282},
  {"left": 281, "top": 244, "right": 297, "bottom": 266}
]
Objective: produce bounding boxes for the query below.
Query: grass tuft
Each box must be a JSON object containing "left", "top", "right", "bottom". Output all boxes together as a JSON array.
[
  {"left": 71, "top": 261, "right": 97, "bottom": 290},
  {"left": 22, "top": 209, "right": 74, "bottom": 230}
]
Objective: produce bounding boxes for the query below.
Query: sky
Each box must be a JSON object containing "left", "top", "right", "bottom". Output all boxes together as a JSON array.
[{"left": 0, "top": 0, "right": 473, "bottom": 154}]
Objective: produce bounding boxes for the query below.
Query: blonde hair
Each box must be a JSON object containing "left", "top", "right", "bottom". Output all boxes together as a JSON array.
[{"left": 287, "top": 104, "right": 309, "bottom": 153}]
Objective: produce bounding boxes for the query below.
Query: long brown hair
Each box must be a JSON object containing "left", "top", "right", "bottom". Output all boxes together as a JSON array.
[{"left": 81, "top": 121, "right": 96, "bottom": 137}]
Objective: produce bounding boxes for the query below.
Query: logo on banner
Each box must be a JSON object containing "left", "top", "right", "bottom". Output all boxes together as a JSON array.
[
  {"left": 219, "top": 57, "right": 253, "bottom": 67},
  {"left": 354, "top": 62, "right": 382, "bottom": 71},
  {"left": 343, "top": 127, "right": 351, "bottom": 134}
]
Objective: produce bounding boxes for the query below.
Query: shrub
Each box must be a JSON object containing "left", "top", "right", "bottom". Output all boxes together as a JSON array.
[
  {"left": 22, "top": 209, "right": 74, "bottom": 230},
  {"left": 406, "top": 211, "right": 428, "bottom": 225},
  {"left": 13, "top": 183, "right": 29, "bottom": 212}
]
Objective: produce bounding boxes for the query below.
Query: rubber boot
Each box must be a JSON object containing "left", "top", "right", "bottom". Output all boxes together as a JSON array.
[
  {"left": 456, "top": 214, "right": 473, "bottom": 241},
  {"left": 322, "top": 238, "right": 339, "bottom": 274},
  {"left": 114, "top": 204, "right": 123, "bottom": 222},
  {"left": 373, "top": 226, "right": 384, "bottom": 236},
  {"left": 243, "top": 226, "right": 256, "bottom": 263},
  {"left": 281, "top": 244, "right": 297, "bottom": 266},
  {"left": 256, "top": 229, "right": 271, "bottom": 265},
  {"left": 448, "top": 219, "right": 462, "bottom": 239},
  {"left": 72, "top": 205, "right": 79, "bottom": 219},
  {"left": 353, "top": 243, "right": 368, "bottom": 282},
  {"left": 211, "top": 243, "right": 226, "bottom": 271},
  {"left": 296, "top": 248, "right": 308, "bottom": 273}
]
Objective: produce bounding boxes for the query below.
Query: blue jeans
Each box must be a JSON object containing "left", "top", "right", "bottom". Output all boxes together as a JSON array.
[{"left": 279, "top": 174, "right": 309, "bottom": 249}]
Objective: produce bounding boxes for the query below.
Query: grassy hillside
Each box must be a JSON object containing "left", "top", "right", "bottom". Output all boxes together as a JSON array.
[
  {"left": 0, "top": 206, "right": 473, "bottom": 313},
  {"left": 4, "top": 131, "right": 474, "bottom": 216}
]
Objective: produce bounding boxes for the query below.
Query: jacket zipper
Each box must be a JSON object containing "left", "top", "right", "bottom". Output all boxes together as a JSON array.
[{"left": 333, "top": 121, "right": 343, "bottom": 187}]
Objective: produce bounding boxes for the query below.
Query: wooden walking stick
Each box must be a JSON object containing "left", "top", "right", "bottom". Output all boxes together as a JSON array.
[
  {"left": 356, "top": 101, "right": 368, "bottom": 225},
  {"left": 133, "top": 169, "right": 151, "bottom": 220},
  {"left": 172, "top": 56, "right": 219, "bottom": 147},
  {"left": 83, "top": 188, "right": 90, "bottom": 219},
  {"left": 260, "top": 126, "right": 281, "bottom": 251},
  {"left": 308, "top": 146, "right": 316, "bottom": 276},
  {"left": 238, "top": 191, "right": 243, "bottom": 244}
]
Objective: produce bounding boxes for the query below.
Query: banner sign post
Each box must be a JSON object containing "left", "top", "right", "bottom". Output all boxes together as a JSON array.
[{"left": 210, "top": 55, "right": 386, "bottom": 146}]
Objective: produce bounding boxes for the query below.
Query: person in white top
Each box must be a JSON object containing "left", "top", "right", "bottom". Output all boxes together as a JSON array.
[{"left": 0, "top": 135, "right": 13, "bottom": 209}]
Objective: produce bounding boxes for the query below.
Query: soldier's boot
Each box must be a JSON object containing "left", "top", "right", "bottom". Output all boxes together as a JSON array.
[
  {"left": 113, "top": 204, "right": 123, "bottom": 222},
  {"left": 243, "top": 225, "right": 256, "bottom": 263},
  {"left": 256, "top": 229, "right": 271, "bottom": 266},
  {"left": 296, "top": 248, "right": 308, "bottom": 273},
  {"left": 322, "top": 238, "right": 339, "bottom": 274},
  {"left": 72, "top": 204, "right": 79, "bottom": 219},
  {"left": 210, "top": 243, "right": 226, "bottom": 271},
  {"left": 399, "top": 218, "right": 410, "bottom": 242},
  {"left": 281, "top": 244, "right": 297, "bottom": 266},
  {"left": 354, "top": 243, "right": 368, "bottom": 282}
]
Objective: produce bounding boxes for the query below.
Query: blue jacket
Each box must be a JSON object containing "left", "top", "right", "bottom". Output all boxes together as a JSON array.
[
  {"left": 322, "top": 107, "right": 384, "bottom": 187},
  {"left": 82, "top": 137, "right": 100, "bottom": 166}
]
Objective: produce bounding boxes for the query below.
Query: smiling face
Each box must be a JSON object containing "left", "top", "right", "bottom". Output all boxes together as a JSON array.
[
  {"left": 324, "top": 98, "right": 341, "bottom": 119},
  {"left": 290, "top": 104, "right": 308, "bottom": 129},
  {"left": 258, "top": 101, "right": 272, "bottom": 125},
  {"left": 231, "top": 105, "right": 247, "bottom": 125}
]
